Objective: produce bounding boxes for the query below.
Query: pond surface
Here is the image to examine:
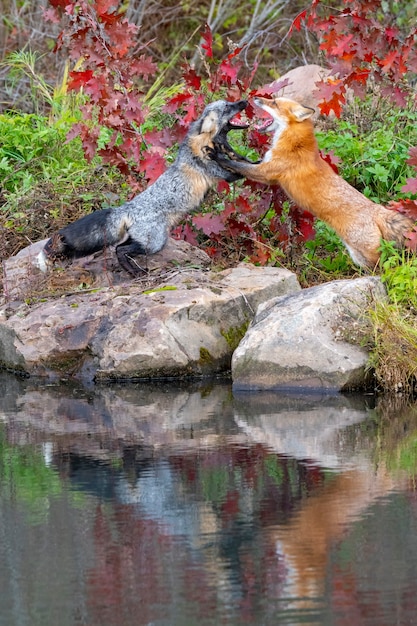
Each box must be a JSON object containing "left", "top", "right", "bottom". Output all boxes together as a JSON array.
[{"left": 1, "top": 373, "right": 417, "bottom": 625}]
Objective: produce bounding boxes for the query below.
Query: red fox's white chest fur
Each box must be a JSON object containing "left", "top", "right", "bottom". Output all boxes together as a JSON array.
[{"left": 216, "top": 96, "right": 414, "bottom": 269}]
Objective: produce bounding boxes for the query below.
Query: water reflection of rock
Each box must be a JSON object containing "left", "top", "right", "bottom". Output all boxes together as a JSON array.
[
  {"left": 0, "top": 373, "right": 379, "bottom": 470},
  {"left": 0, "top": 373, "right": 235, "bottom": 447},
  {"left": 233, "top": 391, "right": 376, "bottom": 469}
]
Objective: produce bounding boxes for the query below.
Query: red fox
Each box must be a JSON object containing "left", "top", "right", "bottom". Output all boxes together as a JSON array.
[{"left": 212, "top": 96, "right": 414, "bottom": 269}]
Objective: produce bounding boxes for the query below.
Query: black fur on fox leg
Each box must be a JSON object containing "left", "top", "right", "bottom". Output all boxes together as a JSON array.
[
  {"left": 115, "top": 238, "right": 148, "bottom": 276},
  {"left": 206, "top": 144, "right": 262, "bottom": 166}
]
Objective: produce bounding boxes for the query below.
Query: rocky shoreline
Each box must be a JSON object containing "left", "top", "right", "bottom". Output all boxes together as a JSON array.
[{"left": 0, "top": 238, "right": 385, "bottom": 392}]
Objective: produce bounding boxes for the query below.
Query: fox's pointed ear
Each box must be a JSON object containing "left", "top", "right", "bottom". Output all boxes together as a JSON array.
[
  {"left": 293, "top": 103, "right": 315, "bottom": 121},
  {"left": 200, "top": 111, "right": 217, "bottom": 134}
]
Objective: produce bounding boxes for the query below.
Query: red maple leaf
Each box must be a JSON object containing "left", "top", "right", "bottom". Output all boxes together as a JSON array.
[
  {"left": 330, "top": 33, "right": 354, "bottom": 57},
  {"left": 219, "top": 58, "right": 240, "bottom": 84},
  {"left": 385, "top": 26, "right": 399, "bottom": 43},
  {"left": 172, "top": 222, "right": 198, "bottom": 246},
  {"left": 48, "top": 0, "right": 68, "bottom": 7},
  {"left": 405, "top": 226, "right": 417, "bottom": 252},
  {"left": 192, "top": 214, "right": 225, "bottom": 236},
  {"left": 318, "top": 91, "right": 345, "bottom": 118},
  {"left": 182, "top": 68, "right": 201, "bottom": 90},
  {"left": 42, "top": 7, "right": 60, "bottom": 23},
  {"left": 201, "top": 24, "right": 213, "bottom": 58},
  {"left": 143, "top": 128, "right": 174, "bottom": 150},
  {"left": 320, "top": 149, "right": 340, "bottom": 173},
  {"left": 139, "top": 152, "right": 167, "bottom": 183},
  {"left": 227, "top": 218, "right": 252, "bottom": 237},
  {"left": 106, "top": 21, "right": 137, "bottom": 57},
  {"left": 250, "top": 242, "right": 271, "bottom": 265},
  {"left": 83, "top": 136, "right": 100, "bottom": 162},
  {"left": 67, "top": 70, "right": 94, "bottom": 91},
  {"left": 348, "top": 68, "right": 370, "bottom": 85},
  {"left": 182, "top": 99, "right": 199, "bottom": 124},
  {"left": 290, "top": 9, "right": 308, "bottom": 33},
  {"left": 83, "top": 76, "right": 105, "bottom": 100},
  {"left": 163, "top": 92, "right": 192, "bottom": 114},
  {"left": 131, "top": 55, "right": 157, "bottom": 78},
  {"left": 319, "top": 28, "right": 340, "bottom": 54},
  {"left": 379, "top": 84, "right": 407, "bottom": 107},
  {"left": 314, "top": 78, "right": 345, "bottom": 103},
  {"left": 222, "top": 201, "right": 239, "bottom": 219},
  {"left": 407, "top": 146, "right": 417, "bottom": 168},
  {"left": 95, "top": 0, "right": 118, "bottom": 17},
  {"left": 296, "top": 213, "right": 316, "bottom": 241},
  {"left": 259, "top": 77, "right": 290, "bottom": 97},
  {"left": 98, "top": 11, "right": 119, "bottom": 25},
  {"left": 378, "top": 49, "right": 399, "bottom": 74},
  {"left": 402, "top": 177, "right": 417, "bottom": 195},
  {"left": 235, "top": 195, "right": 252, "bottom": 214},
  {"left": 66, "top": 122, "right": 83, "bottom": 143},
  {"left": 387, "top": 199, "right": 417, "bottom": 218},
  {"left": 217, "top": 180, "right": 231, "bottom": 194}
]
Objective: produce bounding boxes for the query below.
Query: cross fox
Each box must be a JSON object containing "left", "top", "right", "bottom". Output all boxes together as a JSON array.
[
  {"left": 211, "top": 96, "right": 414, "bottom": 269},
  {"left": 37, "top": 99, "right": 249, "bottom": 276}
]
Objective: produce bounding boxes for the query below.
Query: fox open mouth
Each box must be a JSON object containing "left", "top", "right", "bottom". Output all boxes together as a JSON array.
[
  {"left": 228, "top": 107, "right": 250, "bottom": 131},
  {"left": 228, "top": 117, "right": 250, "bottom": 130},
  {"left": 213, "top": 105, "right": 251, "bottom": 163},
  {"left": 255, "top": 116, "right": 273, "bottom": 132}
]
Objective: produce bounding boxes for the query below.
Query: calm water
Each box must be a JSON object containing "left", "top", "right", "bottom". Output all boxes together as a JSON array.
[{"left": 1, "top": 373, "right": 417, "bottom": 626}]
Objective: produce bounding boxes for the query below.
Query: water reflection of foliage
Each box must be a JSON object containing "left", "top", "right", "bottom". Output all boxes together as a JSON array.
[
  {"left": 174, "top": 445, "right": 331, "bottom": 527},
  {"left": 0, "top": 426, "right": 62, "bottom": 523},
  {"left": 374, "top": 398, "right": 417, "bottom": 477}
]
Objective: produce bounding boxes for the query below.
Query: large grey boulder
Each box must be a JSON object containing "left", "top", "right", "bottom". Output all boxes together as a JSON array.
[{"left": 232, "top": 277, "right": 387, "bottom": 392}]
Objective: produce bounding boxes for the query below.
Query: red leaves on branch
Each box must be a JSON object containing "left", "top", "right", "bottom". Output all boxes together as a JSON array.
[
  {"left": 293, "top": 0, "right": 417, "bottom": 117},
  {"left": 314, "top": 79, "right": 346, "bottom": 117},
  {"left": 201, "top": 24, "right": 213, "bottom": 58},
  {"left": 45, "top": 0, "right": 157, "bottom": 188}
]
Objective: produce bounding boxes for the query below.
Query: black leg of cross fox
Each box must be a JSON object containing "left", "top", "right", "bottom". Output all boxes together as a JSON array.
[{"left": 115, "top": 238, "right": 148, "bottom": 276}]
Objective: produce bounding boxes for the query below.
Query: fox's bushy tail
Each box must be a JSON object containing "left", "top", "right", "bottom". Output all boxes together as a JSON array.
[
  {"left": 44, "top": 208, "right": 114, "bottom": 260},
  {"left": 376, "top": 210, "right": 414, "bottom": 248}
]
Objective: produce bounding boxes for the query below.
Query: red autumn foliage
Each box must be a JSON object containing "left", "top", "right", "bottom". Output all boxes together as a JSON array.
[{"left": 292, "top": 0, "right": 417, "bottom": 114}]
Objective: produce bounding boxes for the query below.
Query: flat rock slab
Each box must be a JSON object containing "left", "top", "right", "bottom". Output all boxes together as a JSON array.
[
  {"left": 2, "top": 237, "right": 212, "bottom": 301},
  {"left": 232, "top": 277, "right": 387, "bottom": 392},
  {"left": 0, "top": 261, "right": 301, "bottom": 382}
]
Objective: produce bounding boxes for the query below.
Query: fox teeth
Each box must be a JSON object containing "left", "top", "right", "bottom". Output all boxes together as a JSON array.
[
  {"left": 230, "top": 112, "right": 250, "bottom": 128},
  {"left": 255, "top": 117, "right": 273, "bottom": 132}
]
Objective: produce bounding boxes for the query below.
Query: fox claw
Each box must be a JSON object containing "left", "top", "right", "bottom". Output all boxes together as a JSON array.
[{"left": 205, "top": 146, "right": 216, "bottom": 159}]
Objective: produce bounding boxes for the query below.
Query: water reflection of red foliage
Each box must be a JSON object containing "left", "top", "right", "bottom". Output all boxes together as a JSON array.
[
  {"left": 87, "top": 501, "right": 227, "bottom": 625},
  {"left": 83, "top": 443, "right": 411, "bottom": 625},
  {"left": 84, "top": 445, "right": 325, "bottom": 625}
]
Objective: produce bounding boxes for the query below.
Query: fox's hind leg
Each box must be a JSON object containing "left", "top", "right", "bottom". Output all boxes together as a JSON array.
[{"left": 115, "top": 237, "right": 148, "bottom": 276}]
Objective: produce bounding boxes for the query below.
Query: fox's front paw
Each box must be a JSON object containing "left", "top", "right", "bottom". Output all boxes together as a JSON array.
[{"left": 207, "top": 147, "right": 232, "bottom": 167}]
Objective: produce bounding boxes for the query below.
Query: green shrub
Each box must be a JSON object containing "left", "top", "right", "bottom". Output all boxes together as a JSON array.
[
  {"left": 0, "top": 113, "right": 87, "bottom": 195},
  {"left": 0, "top": 112, "right": 128, "bottom": 259},
  {"left": 317, "top": 101, "right": 417, "bottom": 204}
]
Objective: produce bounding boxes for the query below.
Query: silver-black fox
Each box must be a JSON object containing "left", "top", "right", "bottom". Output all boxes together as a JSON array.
[{"left": 37, "top": 99, "right": 249, "bottom": 276}]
